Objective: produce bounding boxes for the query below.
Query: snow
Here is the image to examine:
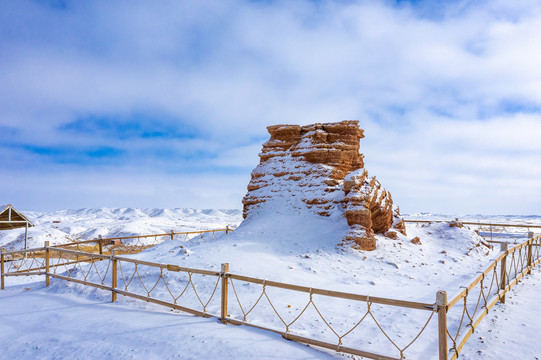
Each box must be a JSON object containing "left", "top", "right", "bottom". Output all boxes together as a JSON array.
[
  {"left": 0, "top": 283, "right": 335, "bottom": 360},
  {"left": 459, "top": 266, "right": 541, "bottom": 360},
  {"left": 404, "top": 213, "right": 541, "bottom": 227},
  {"left": 1, "top": 208, "right": 540, "bottom": 359},
  {"left": 0, "top": 208, "right": 243, "bottom": 250}
]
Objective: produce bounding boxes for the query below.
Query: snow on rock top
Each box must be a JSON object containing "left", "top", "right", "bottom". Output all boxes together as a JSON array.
[{"left": 241, "top": 120, "right": 405, "bottom": 250}]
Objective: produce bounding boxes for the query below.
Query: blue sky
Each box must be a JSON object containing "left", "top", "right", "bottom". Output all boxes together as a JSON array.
[{"left": 1, "top": 0, "right": 540, "bottom": 214}]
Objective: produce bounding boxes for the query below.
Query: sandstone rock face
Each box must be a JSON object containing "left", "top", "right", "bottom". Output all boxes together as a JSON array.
[{"left": 242, "top": 120, "right": 406, "bottom": 250}]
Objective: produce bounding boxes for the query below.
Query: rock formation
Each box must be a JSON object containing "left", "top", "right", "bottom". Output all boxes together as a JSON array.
[{"left": 242, "top": 120, "right": 406, "bottom": 250}]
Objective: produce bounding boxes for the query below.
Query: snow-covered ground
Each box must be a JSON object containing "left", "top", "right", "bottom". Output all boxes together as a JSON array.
[
  {"left": 1, "top": 208, "right": 540, "bottom": 359},
  {"left": 0, "top": 281, "right": 335, "bottom": 360},
  {"left": 3, "top": 267, "right": 540, "bottom": 360}
]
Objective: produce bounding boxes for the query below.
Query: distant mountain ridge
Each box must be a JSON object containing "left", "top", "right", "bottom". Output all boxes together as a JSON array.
[{"left": 0, "top": 207, "right": 243, "bottom": 250}]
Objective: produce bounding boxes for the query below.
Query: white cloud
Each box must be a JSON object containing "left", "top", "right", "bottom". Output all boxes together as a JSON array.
[
  {"left": 1, "top": 166, "right": 249, "bottom": 212},
  {"left": 0, "top": 0, "right": 540, "bottom": 214}
]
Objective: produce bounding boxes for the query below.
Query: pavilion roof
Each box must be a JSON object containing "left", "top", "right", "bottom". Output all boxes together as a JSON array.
[{"left": 0, "top": 205, "right": 34, "bottom": 231}]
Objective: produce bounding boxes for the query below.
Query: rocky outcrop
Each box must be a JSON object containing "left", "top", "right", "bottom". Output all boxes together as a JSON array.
[{"left": 242, "top": 120, "right": 406, "bottom": 250}]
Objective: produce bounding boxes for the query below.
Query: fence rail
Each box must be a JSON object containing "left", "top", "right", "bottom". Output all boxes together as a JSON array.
[
  {"left": 0, "top": 227, "right": 232, "bottom": 276},
  {"left": 1, "top": 243, "right": 438, "bottom": 359},
  {"left": 404, "top": 219, "right": 541, "bottom": 229},
  {"left": 441, "top": 233, "right": 541, "bottom": 359},
  {"left": 1, "top": 227, "right": 540, "bottom": 359},
  {"left": 404, "top": 219, "right": 540, "bottom": 243},
  {"left": 52, "top": 227, "right": 232, "bottom": 255}
]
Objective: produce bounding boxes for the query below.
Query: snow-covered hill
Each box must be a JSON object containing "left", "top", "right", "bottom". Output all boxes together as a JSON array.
[{"left": 0, "top": 208, "right": 243, "bottom": 250}]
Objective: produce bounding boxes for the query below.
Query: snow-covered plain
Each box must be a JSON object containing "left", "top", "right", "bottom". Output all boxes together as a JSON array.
[{"left": 1, "top": 208, "right": 540, "bottom": 359}]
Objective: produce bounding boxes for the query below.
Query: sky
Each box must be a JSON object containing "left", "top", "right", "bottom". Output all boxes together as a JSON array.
[{"left": 1, "top": 0, "right": 540, "bottom": 215}]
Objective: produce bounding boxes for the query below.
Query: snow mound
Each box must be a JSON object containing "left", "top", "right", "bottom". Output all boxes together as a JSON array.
[{"left": 130, "top": 216, "right": 496, "bottom": 303}]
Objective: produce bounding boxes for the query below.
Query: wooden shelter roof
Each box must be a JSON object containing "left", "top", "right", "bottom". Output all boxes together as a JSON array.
[{"left": 0, "top": 205, "right": 34, "bottom": 231}]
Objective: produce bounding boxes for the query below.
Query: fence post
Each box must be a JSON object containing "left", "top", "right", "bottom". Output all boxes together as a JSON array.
[
  {"left": 171, "top": 230, "right": 175, "bottom": 240},
  {"left": 527, "top": 231, "right": 534, "bottom": 275},
  {"left": 500, "top": 242, "right": 508, "bottom": 303},
  {"left": 45, "top": 241, "right": 50, "bottom": 287},
  {"left": 220, "top": 263, "right": 229, "bottom": 323},
  {"left": 436, "top": 290, "right": 448, "bottom": 360},
  {"left": 98, "top": 235, "right": 103, "bottom": 254},
  {"left": 225, "top": 226, "right": 230, "bottom": 234},
  {"left": 1, "top": 248, "right": 4, "bottom": 290},
  {"left": 111, "top": 250, "right": 117, "bottom": 302}
]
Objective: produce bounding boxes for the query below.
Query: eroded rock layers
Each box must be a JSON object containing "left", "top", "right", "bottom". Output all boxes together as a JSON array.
[{"left": 242, "top": 120, "right": 406, "bottom": 250}]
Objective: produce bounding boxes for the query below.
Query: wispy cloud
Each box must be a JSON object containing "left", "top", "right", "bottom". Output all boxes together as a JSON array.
[{"left": 1, "top": 0, "right": 540, "bottom": 214}]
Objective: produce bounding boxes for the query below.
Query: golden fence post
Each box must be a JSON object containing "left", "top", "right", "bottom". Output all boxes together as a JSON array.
[
  {"left": 436, "top": 290, "right": 448, "bottom": 360},
  {"left": 45, "top": 241, "right": 50, "bottom": 287},
  {"left": 500, "top": 242, "right": 508, "bottom": 304},
  {"left": 220, "top": 263, "right": 229, "bottom": 323},
  {"left": 98, "top": 235, "right": 104, "bottom": 255},
  {"left": 171, "top": 230, "right": 174, "bottom": 240},
  {"left": 111, "top": 250, "right": 117, "bottom": 302},
  {"left": 225, "top": 226, "right": 229, "bottom": 234},
  {"left": 527, "top": 231, "right": 534, "bottom": 274},
  {"left": 1, "top": 248, "right": 4, "bottom": 290}
]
